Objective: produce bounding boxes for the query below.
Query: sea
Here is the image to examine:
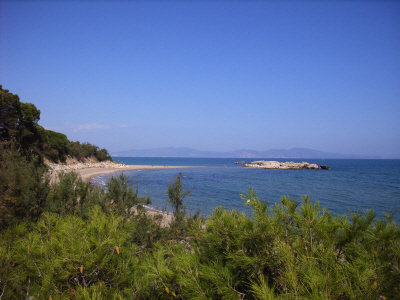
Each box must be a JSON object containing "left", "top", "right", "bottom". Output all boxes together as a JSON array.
[{"left": 92, "top": 158, "right": 400, "bottom": 223}]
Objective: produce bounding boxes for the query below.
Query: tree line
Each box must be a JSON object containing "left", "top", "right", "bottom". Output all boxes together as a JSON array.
[{"left": 0, "top": 85, "right": 112, "bottom": 163}]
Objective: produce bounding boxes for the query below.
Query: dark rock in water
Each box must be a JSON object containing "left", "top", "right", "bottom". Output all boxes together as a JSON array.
[
  {"left": 234, "top": 161, "right": 246, "bottom": 165},
  {"left": 320, "top": 165, "right": 330, "bottom": 170}
]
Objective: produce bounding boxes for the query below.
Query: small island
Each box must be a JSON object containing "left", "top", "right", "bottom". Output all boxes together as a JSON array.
[{"left": 241, "top": 160, "right": 329, "bottom": 170}]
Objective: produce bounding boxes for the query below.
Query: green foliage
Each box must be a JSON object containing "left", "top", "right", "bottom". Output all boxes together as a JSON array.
[
  {"left": 105, "top": 174, "right": 151, "bottom": 217},
  {"left": 67, "top": 141, "right": 113, "bottom": 162},
  {"left": 0, "top": 85, "right": 21, "bottom": 140},
  {"left": 46, "top": 171, "right": 102, "bottom": 216},
  {"left": 0, "top": 143, "right": 50, "bottom": 229},
  {"left": 0, "top": 156, "right": 399, "bottom": 299},
  {"left": 45, "top": 172, "right": 151, "bottom": 219},
  {"left": 168, "top": 172, "right": 191, "bottom": 229},
  {"left": 0, "top": 86, "right": 43, "bottom": 158},
  {"left": 0, "top": 85, "right": 112, "bottom": 163},
  {"left": 0, "top": 148, "right": 143, "bottom": 228},
  {"left": 0, "top": 207, "right": 140, "bottom": 299},
  {"left": 43, "top": 130, "right": 70, "bottom": 162}
]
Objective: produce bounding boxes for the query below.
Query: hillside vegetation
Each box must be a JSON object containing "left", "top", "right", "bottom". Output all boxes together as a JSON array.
[
  {"left": 0, "top": 85, "right": 112, "bottom": 163},
  {"left": 0, "top": 86, "right": 399, "bottom": 299}
]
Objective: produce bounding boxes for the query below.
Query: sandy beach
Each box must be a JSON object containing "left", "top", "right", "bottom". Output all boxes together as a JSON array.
[
  {"left": 48, "top": 161, "right": 205, "bottom": 182},
  {"left": 47, "top": 161, "right": 202, "bottom": 226},
  {"left": 74, "top": 164, "right": 202, "bottom": 181}
]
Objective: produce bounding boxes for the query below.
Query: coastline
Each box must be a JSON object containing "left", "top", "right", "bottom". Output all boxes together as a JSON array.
[
  {"left": 48, "top": 161, "right": 206, "bottom": 182},
  {"left": 48, "top": 161, "right": 202, "bottom": 226},
  {"left": 74, "top": 164, "right": 204, "bottom": 182}
]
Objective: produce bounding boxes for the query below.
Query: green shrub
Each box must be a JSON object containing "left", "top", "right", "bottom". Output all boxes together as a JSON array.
[
  {"left": 46, "top": 173, "right": 150, "bottom": 219},
  {"left": 0, "top": 144, "right": 50, "bottom": 229},
  {"left": 187, "top": 189, "right": 400, "bottom": 299},
  {"left": 0, "top": 207, "right": 139, "bottom": 299},
  {"left": 167, "top": 172, "right": 193, "bottom": 235},
  {"left": 46, "top": 172, "right": 104, "bottom": 217},
  {"left": 105, "top": 174, "right": 151, "bottom": 218},
  {"left": 0, "top": 167, "right": 399, "bottom": 299}
]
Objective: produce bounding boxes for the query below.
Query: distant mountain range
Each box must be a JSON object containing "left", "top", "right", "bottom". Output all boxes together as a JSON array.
[{"left": 113, "top": 147, "right": 380, "bottom": 159}]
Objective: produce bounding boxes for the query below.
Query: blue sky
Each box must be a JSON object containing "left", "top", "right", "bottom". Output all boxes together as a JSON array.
[{"left": 1, "top": 1, "right": 399, "bottom": 157}]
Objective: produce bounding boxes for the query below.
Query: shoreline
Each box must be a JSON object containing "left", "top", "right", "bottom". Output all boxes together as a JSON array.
[
  {"left": 48, "top": 162, "right": 204, "bottom": 226},
  {"left": 48, "top": 161, "right": 207, "bottom": 182},
  {"left": 77, "top": 165, "right": 206, "bottom": 182}
]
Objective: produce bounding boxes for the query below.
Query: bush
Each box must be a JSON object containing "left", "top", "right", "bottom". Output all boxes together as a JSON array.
[
  {"left": 0, "top": 167, "right": 399, "bottom": 299},
  {"left": 105, "top": 174, "right": 151, "bottom": 218},
  {"left": 186, "top": 190, "right": 400, "bottom": 299},
  {"left": 168, "top": 172, "right": 191, "bottom": 232},
  {"left": 46, "top": 171, "right": 105, "bottom": 216},
  {"left": 0, "top": 144, "right": 50, "bottom": 229},
  {"left": 0, "top": 207, "right": 139, "bottom": 299}
]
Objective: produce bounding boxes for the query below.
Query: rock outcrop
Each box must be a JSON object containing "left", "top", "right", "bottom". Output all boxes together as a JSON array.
[{"left": 243, "top": 161, "right": 325, "bottom": 170}]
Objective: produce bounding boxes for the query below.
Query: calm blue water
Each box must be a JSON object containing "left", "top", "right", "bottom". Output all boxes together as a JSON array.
[{"left": 94, "top": 158, "right": 400, "bottom": 222}]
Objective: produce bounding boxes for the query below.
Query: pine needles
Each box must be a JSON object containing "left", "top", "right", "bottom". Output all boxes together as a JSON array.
[{"left": 1, "top": 172, "right": 399, "bottom": 299}]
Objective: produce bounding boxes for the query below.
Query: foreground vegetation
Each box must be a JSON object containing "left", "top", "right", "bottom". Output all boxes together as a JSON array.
[
  {"left": 1, "top": 147, "right": 399, "bottom": 299},
  {"left": 1, "top": 85, "right": 399, "bottom": 299}
]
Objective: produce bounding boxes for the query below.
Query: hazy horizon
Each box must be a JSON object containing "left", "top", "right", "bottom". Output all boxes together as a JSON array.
[
  {"left": 1, "top": 1, "right": 399, "bottom": 158},
  {"left": 112, "top": 146, "right": 394, "bottom": 159}
]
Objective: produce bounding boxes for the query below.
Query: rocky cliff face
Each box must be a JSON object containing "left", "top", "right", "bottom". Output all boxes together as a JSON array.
[{"left": 243, "top": 161, "right": 321, "bottom": 170}]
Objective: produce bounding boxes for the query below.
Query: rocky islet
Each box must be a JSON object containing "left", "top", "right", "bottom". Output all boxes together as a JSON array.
[{"left": 241, "top": 160, "right": 329, "bottom": 170}]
